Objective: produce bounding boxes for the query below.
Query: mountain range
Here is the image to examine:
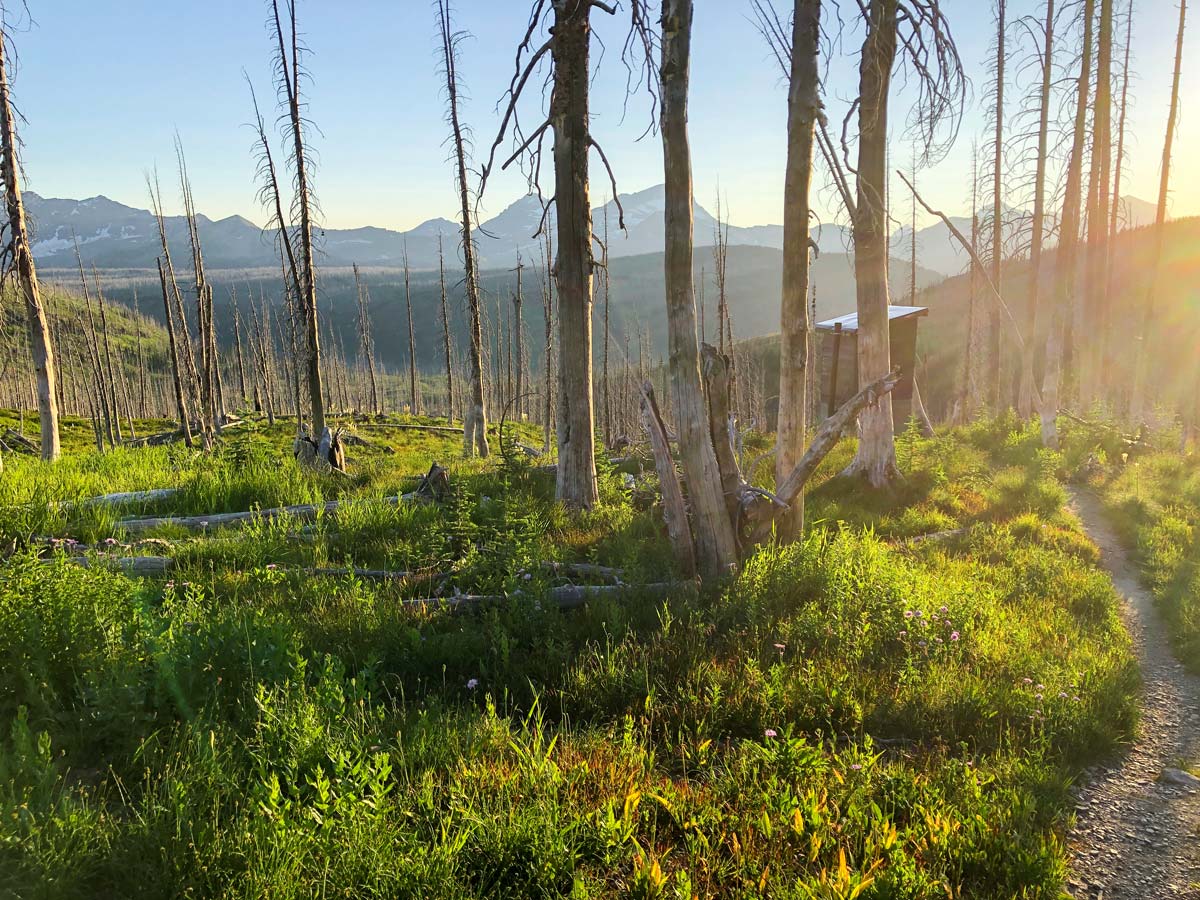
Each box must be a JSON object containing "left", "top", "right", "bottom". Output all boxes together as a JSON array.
[{"left": 27, "top": 184, "right": 1156, "bottom": 278}]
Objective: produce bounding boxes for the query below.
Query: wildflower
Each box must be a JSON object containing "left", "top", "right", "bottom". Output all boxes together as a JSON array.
[
  {"left": 850, "top": 763, "right": 862, "bottom": 771},
  {"left": 466, "top": 678, "right": 479, "bottom": 690},
  {"left": 266, "top": 564, "right": 278, "bottom": 571},
  {"left": 1035, "top": 693, "right": 1044, "bottom": 701},
  {"left": 950, "top": 631, "right": 960, "bottom": 642},
  {"left": 764, "top": 728, "right": 777, "bottom": 739},
  {"left": 914, "top": 610, "right": 924, "bottom": 619},
  {"left": 942, "top": 618, "right": 952, "bottom": 626},
  {"left": 522, "top": 572, "right": 532, "bottom": 581},
  {"left": 104, "top": 537, "right": 118, "bottom": 546},
  {"left": 1022, "top": 677, "right": 1033, "bottom": 685},
  {"left": 898, "top": 630, "right": 907, "bottom": 638},
  {"left": 1036, "top": 683, "right": 1045, "bottom": 691},
  {"left": 165, "top": 580, "right": 175, "bottom": 590},
  {"left": 939, "top": 605, "right": 949, "bottom": 614},
  {"left": 1073, "top": 695, "right": 1081, "bottom": 702},
  {"left": 918, "top": 641, "right": 927, "bottom": 650},
  {"left": 903, "top": 610, "right": 914, "bottom": 619},
  {"left": 934, "top": 637, "right": 944, "bottom": 644},
  {"left": 773, "top": 643, "right": 786, "bottom": 651},
  {"left": 1058, "top": 691, "right": 1069, "bottom": 699}
]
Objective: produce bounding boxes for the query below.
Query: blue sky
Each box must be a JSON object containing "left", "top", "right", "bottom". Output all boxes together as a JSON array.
[{"left": 8, "top": 0, "right": 1199, "bottom": 231}]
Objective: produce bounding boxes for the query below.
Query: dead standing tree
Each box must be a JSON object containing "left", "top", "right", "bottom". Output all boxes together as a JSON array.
[
  {"left": 437, "top": 0, "right": 488, "bottom": 457},
  {"left": 479, "top": 0, "right": 649, "bottom": 508},
  {"left": 268, "top": 0, "right": 326, "bottom": 438},
  {"left": 1041, "top": 0, "right": 1094, "bottom": 448},
  {"left": 841, "top": 0, "right": 964, "bottom": 488},
  {"left": 659, "top": 0, "right": 739, "bottom": 577},
  {"left": 1130, "top": 0, "right": 1186, "bottom": 421},
  {"left": 0, "top": 20, "right": 59, "bottom": 459},
  {"left": 352, "top": 263, "right": 381, "bottom": 415}
]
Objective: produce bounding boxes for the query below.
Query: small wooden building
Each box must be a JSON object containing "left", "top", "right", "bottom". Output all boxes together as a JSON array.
[{"left": 815, "top": 305, "right": 928, "bottom": 431}]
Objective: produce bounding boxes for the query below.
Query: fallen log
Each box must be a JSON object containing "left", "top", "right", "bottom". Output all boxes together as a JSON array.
[
  {"left": 67, "top": 489, "right": 180, "bottom": 510},
  {"left": 67, "top": 555, "right": 174, "bottom": 576},
  {"left": 2, "top": 428, "right": 37, "bottom": 454},
  {"left": 641, "top": 382, "right": 697, "bottom": 579},
  {"left": 403, "top": 581, "right": 689, "bottom": 613},
  {"left": 539, "top": 561, "right": 625, "bottom": 582},
  {"left": 114, "top": 463, "right": 449, "bottom": 535}
]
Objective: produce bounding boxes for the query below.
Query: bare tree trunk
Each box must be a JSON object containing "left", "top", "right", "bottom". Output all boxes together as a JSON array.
[
  {"left": 0, "top": 30, "right": 58, "bottom": 459},
  {"left": 776, "top": 0, "right": 820, "bottom": 538},
  {"left": 1130, "top": 0, "right": 1186, "bottom": 421},
  {"left": 133, "top": 289, "right": 147, "bottom": 418},
  {"left": 513, "top": 257, "right": 525, "bottom": 420},
  {"left": 1084, "top": 0, "right": 1114, "bottom": 406},
  {"left": 541, "top": 233, "right": 555, "bottom": 453},
  {"left": 844, "top": 0, "right": 899, "bottom": 487},
  {"left": 988, "top": 0, "right": 1006, "bottom": 412},
  {"left": 1018, "top": 0, "right": 1055, "bottom": 419},
  {"left": 661, "top": 0, "right": 738, "bottom": 576},
  {"left": 550, "top": 0, "right": 599, "bottom": 508},
  {"left": 437, "top": 0, "right": 488, "bottom": 457},
  {"left": 403, "top": 246, "right": 420, "bottom": 415},
  {"left": 438, "top": 235, "right": 455, "bottom": 422},
  {"left": 94, "top": 272, "right": 123, "bottom": 443},
  {"left": 233, "top": 294, "right": 249, "bottom": 407},
  {"left": 271, "top": 0, "right": 325, "bottom": 437},
  {"left": 158, "top": 258, "right": 194, "bottom": 447},
  {"left": 1042, "top": 0, "right": 1095, "bottom": 447},
  {"left": 601, "top": 205, "right": 612, "bottom": 442}
]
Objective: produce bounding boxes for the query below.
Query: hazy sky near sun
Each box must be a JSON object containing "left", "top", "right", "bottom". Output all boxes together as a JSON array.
[{"left": 8, "top": 0, "right": 1199, "bottom": 232}]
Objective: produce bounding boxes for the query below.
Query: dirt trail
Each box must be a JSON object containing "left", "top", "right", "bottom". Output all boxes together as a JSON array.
[{"left": 1067, "top": 489, "right": 1200, "bottom": 899}]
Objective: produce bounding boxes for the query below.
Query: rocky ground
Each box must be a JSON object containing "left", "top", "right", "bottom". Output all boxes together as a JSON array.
[{"left": 1067, "top": 489, "right": 1200, "bottom": 899}]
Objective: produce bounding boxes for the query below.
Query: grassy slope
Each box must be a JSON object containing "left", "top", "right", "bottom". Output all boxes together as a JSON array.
[
  {"left": 1082, "top": 426, "right": 1200, "bottom": 672},
  {"left": 0, "top": 417, "right": 1137, "bottom": 898}
]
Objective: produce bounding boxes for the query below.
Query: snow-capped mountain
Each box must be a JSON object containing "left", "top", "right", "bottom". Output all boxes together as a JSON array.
[{"left": 24, "top": 186, "right": 1159, "bottom": 277}]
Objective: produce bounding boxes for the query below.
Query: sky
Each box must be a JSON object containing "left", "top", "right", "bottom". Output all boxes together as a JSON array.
[{"left": 7, "top": 0, "right": 1199, "bottom": 233}]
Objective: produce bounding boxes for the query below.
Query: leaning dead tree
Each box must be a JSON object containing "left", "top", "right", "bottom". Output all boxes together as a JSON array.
[
  {"left": 352, "top": 263, "right": 380, "bottom": 415},
  {"left": 1130, "top": 0, "right": 1186, "bottom": 421},
  {"left": 437, "top": 0, "right": 488, "bottom": 457},
  {"left": 479, "top": 0, "right": 650, "bottom": 507},
  {"left": 0, "top": 21, "right": 59, "bottom": 459}
]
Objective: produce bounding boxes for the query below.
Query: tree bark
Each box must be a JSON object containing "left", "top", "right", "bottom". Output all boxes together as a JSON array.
[
  {"left": 1042, "top": 0, "right": 1095, "bottom": 448},
  {"left": 1018, "top": 0, "right": 1055, "bottom": 419},
  {"left": 843, "top": 0, "right": 899, "bottom": 488},
  {"left": 641, "top": 381, "right": 697, "bottom": 579},
  {"left": 988, "top": 0, "right": 1006, "bottom": 411},
  {"left": 1083, "top": 0, "right": 1114, "bottom": 406},
  {"left": 438, "top": 0, "right": 488, "bottom": 457},
  {"left": 1130, "top": 0, "right": 1186, "bottom": 421},
  {"left": 0, "top": 32, "right": 58, "bottom": 460},
  {"left": 776, "top": 0, "right": 820, "bottom": 537},
  {"left": 550, "top": 0, "right": 598, "bottom": 508},
  {"left": 661, "top": 0, "right": 739, "bottom": 577},
  {"left": 403, "top": 247, "right": 420, "bottom": 415}
]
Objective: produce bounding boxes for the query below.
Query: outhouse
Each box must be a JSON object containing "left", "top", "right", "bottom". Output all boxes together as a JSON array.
[{"left": 815, "top": 305, "right": 928, "bottom": 431}]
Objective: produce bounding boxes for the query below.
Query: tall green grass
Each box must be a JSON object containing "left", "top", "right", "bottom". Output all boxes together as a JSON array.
[{"left": 0, "top": 416, "right": 1138, "bottom": 898}]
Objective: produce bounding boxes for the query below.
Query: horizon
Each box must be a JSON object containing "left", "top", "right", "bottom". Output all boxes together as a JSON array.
[{"left": 7, "top": 0, "right": 1198, "bottom": 234}]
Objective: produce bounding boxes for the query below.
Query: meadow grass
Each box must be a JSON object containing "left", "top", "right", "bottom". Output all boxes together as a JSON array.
[
  {"left": 0, "top": 414, "right": 1138, "bottom": 898},
  {"left": 1082, "top": 426, "right": 1200, "bottom": 672}
]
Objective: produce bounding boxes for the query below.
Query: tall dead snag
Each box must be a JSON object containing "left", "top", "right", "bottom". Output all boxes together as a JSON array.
[
  {"left": 512, "top": 257, "right": 525, "bottom": 420},
  {"left": 987, "top": 0, "right": 1006, "bottom": 412},
  {"left": 661, "top": 0, "right": 738, "bottom": 576},
  {"left": 0, "top": 26, "right": 59, "bottom": 459},
  {"left": 177, "top": 138, "right": 218, "bottom": 440},
  {"left": 641, "top": 381, "right": 697, "bottom": 578},
  {"left": 437, "top": 0, "right": 487, "bottom": 457},
  {"left": 402, "top": 246, "right": 420, "bottom": 415},
  {"left": 478, "top": 1, "right": 649, "bottom": 506},
  {"left": 1041, "top": 0, "right": 1095, "bottom": 447},
  {"left": 269, "top": 0, "right": 325, "bottom": 437},
  {"left": 352, "top": 264, "right": 380, "bottom": 415},
  {"left": 843, "top": 0, "right": 900, "bottom": 486},
  {"left": 1131, "top": 0, "right": 1185, "bottom": 420},
  {"left": 157, "top": 258, "right": 194, "bottom": 447},
  {"left": 775, "top": 0, "right": 820, "bottom": 538},
  {"left": 540, "top": 234, "right": 555, "bottom": 453},
  {"left": 546, "top": 0, "right": 598, "bottom": 507},
  {"left": 1017, "top": 0, "right": 1055, "bottom": 418},
  {"left": 437, "top": 235, "right": 455, "bottom": 421},
  {"left": 843, "top": 0, "right": 962, "bottom": 487},
  {"left": 1083, "top": 0, "right": 1114, "bottom": 406}
]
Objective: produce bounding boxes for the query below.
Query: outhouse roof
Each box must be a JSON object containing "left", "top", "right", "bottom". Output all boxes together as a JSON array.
[{"left": 815, "top": 305, "right": 928, "bottom": 334}]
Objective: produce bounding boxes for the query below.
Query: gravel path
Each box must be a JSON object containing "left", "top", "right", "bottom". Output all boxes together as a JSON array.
[{"left": 1066, "top": 489, "right": 1200, "bottom": 899}]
